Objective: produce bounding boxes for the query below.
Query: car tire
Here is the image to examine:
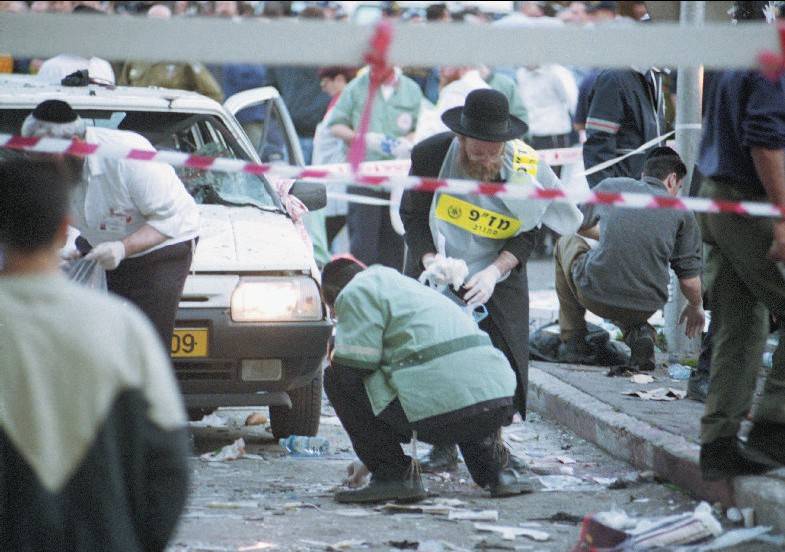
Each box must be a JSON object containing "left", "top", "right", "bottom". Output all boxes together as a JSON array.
[{"left": 270, "top": 372, "right": 322, "bottom": 439}]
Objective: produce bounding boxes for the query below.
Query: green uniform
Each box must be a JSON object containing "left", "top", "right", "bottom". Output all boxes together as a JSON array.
[
  {"left": 327, "top": 72, "right": 423, "bottom": 162},
  {"left": 119, "top": 61, "right": 224, "bottom": 103},
  {"left": 332, "top": 266, "right": 516, "bottom": 423}
]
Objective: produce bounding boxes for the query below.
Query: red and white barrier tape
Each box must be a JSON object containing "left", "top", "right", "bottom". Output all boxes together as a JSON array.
[{"left": 2, "top": 133, "right": 783, "bottom": 220}]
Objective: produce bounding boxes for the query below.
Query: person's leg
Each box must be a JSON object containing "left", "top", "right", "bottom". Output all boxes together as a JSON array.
[
  {"left": 323, "top": 364, "right": 411, "bottom": 480},
  {"left": 346, "top": 192, "right": 382, "bottom": 266},
  {"left": 554, "top": 235, "right": 592, "bottom": 358},
  {"left": 105, "top": 240, "right": 194, "bottom": 347}
]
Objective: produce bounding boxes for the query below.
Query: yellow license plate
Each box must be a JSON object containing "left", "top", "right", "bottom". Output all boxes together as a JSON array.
[{"left": 171, "top": 328, "right": 209, "bottom": 358}]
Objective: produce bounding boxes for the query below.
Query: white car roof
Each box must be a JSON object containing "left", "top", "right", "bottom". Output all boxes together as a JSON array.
[{"left": 0, "top": 74, "right": 274, "bottom": 113}]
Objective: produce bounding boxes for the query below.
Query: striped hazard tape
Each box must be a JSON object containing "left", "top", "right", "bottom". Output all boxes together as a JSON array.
[{"left": 2, "top": 133, "right": 783, "bottom": 220}]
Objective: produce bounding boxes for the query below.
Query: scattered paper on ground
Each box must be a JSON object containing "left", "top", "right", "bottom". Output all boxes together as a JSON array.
[
  {"left": 190, "top": 412, "right": 230, "bottom": 428},
  {"left": 200, "top": 438, "right": 246, "bottom": 462},
  {"left": 448, "top": 510, "right": 499, "bottom": 522},
  {"left": 622, "top": 387, "right": 686, "bottom": 401},
  {"left": 245, "top": 412, "right": 268, "bottom": 426},
  {"left": 474, "top": 523, "right": 550, "bottom": 542},
  {"left": 630, "top": 374, "right": 655, "bottom": 384}
]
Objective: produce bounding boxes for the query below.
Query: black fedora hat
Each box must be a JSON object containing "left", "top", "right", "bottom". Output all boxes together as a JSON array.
[{"left": 441, "top": 89, "right": 528, "bottom": 142}]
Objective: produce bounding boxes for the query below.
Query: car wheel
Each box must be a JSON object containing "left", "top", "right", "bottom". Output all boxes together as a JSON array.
[{"left": 270, "top": 373, "right": 322, "bottom": 439}]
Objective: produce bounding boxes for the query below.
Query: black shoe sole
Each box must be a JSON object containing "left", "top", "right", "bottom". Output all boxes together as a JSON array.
[{"left": 335, "top": 488, "right": 427, "bottom": 504}]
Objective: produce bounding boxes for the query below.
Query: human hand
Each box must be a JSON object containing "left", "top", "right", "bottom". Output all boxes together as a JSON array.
[
  {"left": 364, "top": 132, "right": 386, "bottom": 154},
  {"left": 463, "top": 265, "right": 502, "bottom": 307},
  {"left": 769, "top": 221, "right": 785, "bottom": 262},
  {"left": 679, "top": 302, "right": 705, "bottom": 338},
  {"left": 390, "top": 138, "right": 413, "bottom": 159},
  {"left": 84, "top": 240, "right": 126, "bottom": 270},
  {"left": 344, "top": 460, "right": 370, "bottom": 488}
]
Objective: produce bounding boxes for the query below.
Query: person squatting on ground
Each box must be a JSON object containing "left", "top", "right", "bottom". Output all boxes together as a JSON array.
[
  {"left": 0, "top": 158, "right": 190, "bottom": 551},
  {"left": 321, "top": 258, "right": 532, "bottom": 503},
  {"left": 554, "top": 147, "right": 705, "bottom": 370},
  {"left": 400, "top": 89, "right": 582, "bottom": 472},
  {"left": 695, "top": 15, "right": 785, "bottom": 479},
  {"left": 21, "top": 99, "right": 200, "bottom": 346}
]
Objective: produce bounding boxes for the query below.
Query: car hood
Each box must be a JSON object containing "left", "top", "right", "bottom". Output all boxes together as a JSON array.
[{"left": 192, "top": 205, "right": 312, "bottom": 272}]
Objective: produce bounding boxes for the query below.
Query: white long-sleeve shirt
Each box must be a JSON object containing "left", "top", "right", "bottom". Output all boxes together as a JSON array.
[
  {"left": 71, "top": 127, "right": 199, "bottom": 256},
  {"left": 515, "top": 65, "right": 578, "bottom": 137}
]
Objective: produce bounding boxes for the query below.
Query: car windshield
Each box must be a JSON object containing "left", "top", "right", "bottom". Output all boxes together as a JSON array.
[{"left": 0, "top": 108, "right": 281, "bottom": 212}]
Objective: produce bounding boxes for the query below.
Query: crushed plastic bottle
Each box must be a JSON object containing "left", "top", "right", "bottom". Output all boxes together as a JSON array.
[
  {"left": 279, "top": 435, "right": 330, "bottom": 457},
  {"left": 762, "top": 352, "right": 774, "bottom": 369},
  {"left": 667, "top": 363, "right": 692, "bottom": 381}
]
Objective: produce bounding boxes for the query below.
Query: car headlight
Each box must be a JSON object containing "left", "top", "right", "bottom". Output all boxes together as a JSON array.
[{"left": 231, "top": 276, "right": 323, "bottom": 322}]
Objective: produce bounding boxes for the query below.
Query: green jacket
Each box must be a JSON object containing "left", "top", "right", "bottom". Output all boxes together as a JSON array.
[{"left": 332, "top": 266, "right": 516, "bottom": 422}]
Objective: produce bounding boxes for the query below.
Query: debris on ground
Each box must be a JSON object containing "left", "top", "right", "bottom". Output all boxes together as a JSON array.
[
  {"left": 343, "top": 460, "right": 370, "bottom": 488},
  {"left": 279, "top": 435, "right": 331, "bottom": 457},
  {"left": 474, "top": 523, "right": 550, "bottom": 542},
  {"left": 389, "top": 540, "right": 419, "bottom": 549},
  {"left": 622, "top": 387, "right": 686, "bottom": 401},
  {"left": 200, "top": 438, "right": 246, "bottom": 462},
  {"left": 244, "top": 412, "right": 268, "bottom": 426},
  {"left": 529, "top": 511, "right": 583, "bottom": 524},
  {"left": 630, "top": 374, "right": 655, "bottom": 384},
  {"left": 680, "top": 527, "right": 785, "bottom": 551},
  {"left": 448, "top": 510, "right": 499, "bottom": 522},
  {"left": 190, "top": 412, "right": 230, "bottom": 428},
  {"left": 205, "top": 500, "right": 258, "bottom": 509},
  {"left": 667, "top": 363, "right": 692, "bottom": 381}
]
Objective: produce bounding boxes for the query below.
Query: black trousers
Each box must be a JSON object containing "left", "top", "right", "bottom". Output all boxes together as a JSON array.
[
  {"left": 346, "top": 187, "right": 404, "bottom": 270},
  {"left": 324, "top": 363, "right": 513, "bottom": 487},
  {"left": 529, "top": 133, "right": 575, "bottom": 178},
  {"left": 106, "top": 240, "right": 194, "bottom": 347}
]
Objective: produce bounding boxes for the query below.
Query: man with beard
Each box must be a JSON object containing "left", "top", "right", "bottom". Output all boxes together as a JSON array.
[{"left": 400, "top": 89, "right": 582, "bottom": 471}]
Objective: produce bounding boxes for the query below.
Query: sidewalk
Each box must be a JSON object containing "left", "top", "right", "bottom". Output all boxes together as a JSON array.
[{"left": 527, "top": 359, "right": 785, "bottom": 533}]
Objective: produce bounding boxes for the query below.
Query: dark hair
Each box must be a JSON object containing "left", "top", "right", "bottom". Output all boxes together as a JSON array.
[
  {"left": 0, "top": 158, "right": 76, "bottom": 253},
  {"left": 321, "top": 258, "right": 365, "bottom": 307},
  {"left": 425, "top": 2, "right": 448, "bottom": 21},
  {"left": 642, "top": 146, "right": 687, "bottom": 181},
  {"left": 317, "top": 65, "right": 358, "bottom": 82}
]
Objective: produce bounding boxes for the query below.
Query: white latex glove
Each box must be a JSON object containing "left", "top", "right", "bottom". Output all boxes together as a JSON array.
[
  {"left": 463, "top": 265, "right": 502, "bottom": 307},
  {"left": 390, "top": 138, "right": 413, "bottom": 160},
  {"left": 343, "top": 460, "right": 370, "bottom": 489},
  {"left": 364, "top": 132, "right": 386, "bottom": 155},
  {"left": 59, "top": 246, "right": 82, "bottom": 261},
  {"left": 84, "top": 240, "right": 126, "bottom": 270},
  {"left": 419, "top": 254, "right": 469, "bottom": 290}
]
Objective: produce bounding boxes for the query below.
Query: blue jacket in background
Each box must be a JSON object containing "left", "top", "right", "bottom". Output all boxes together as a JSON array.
[
  {"left": 697, "top": 70, "right": 785, "bottom": 196},
  {"left": 221, "top": 64, "right": 268, "bottom": 124},
  {"left": 265, "top": 66, "right": 330, "bottom": 137}
]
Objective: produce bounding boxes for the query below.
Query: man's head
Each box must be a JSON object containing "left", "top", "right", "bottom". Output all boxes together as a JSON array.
[
  {"left": 318, "top": 66, "right": 357, "bottom": 97},
  {"left": 587, "top": 0, "right": 617, "bottom": 22},
  {"left": 643, "top": 146, "right": 687, "bottom": 196},
  {"left": 0, "top": 158, "right": 75, "bottom": 266},
  {"left": 321, "top": 257, "right": 366, "bottom": 310},
  {"left": 425, "top": 2, "right": 450, "bottom": 21},
  {"left": 21, "top": 99, "right": 86, "bottom": 139}
]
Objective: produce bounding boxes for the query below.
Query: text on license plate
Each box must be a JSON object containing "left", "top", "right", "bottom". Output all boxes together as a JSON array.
[{"left": 171, "top": 328, "right": 209, "bottom": 358}]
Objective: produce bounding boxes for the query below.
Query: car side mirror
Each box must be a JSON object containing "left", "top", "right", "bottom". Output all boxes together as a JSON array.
[{"left": 290, "top": 180, "right": 327, "bottom": 211}]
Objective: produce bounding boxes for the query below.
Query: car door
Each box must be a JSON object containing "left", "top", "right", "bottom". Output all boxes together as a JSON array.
[{"left": 224, "top": 86, "right": 305, "bottom": 167}]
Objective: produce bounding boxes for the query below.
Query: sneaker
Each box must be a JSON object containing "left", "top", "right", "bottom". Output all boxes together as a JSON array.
[
  {"left": 420, "top": 444, "right": 460, "bottom": 473},
  {"left": 626, "top": 324, "right": 656, "bottom": 372},
  {"left": 488, "top": 468, "right": 535, "bottom": 497},
  {"left": 686, "top": 368, "right": 710, "bottom": 403},
  {"left": 335, "top": 473, "right": 426, "bottom": 504},
  {"left": 740, "top": 421, "right": 785, "bottom": 468},
  {"left": 700, "top": 436, "right": 772, "bottom": 481},
  {"left": 557, "top": 334, "right": 592, "bottom": 364}
]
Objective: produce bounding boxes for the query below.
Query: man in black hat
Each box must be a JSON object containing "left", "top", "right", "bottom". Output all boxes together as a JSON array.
[
  {"left": 21, "top": 99, "right": 200, "bottom": 347},
  {"left": 400, "top": 88, "right": 582, "bottom": 471}
]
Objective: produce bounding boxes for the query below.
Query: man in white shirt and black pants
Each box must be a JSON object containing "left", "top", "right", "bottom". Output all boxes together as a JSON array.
[{"left": 22, "top": 99, "right": 200, "bottom": 346}]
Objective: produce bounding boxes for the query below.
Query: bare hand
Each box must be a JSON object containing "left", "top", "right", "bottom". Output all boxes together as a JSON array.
[{"left": 679, "top": 303, "right": 705, "bottom": 338}]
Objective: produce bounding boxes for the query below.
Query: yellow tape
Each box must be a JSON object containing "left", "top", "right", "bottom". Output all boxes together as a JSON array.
[{"left": 435, "top": 194, "right": 521, "bottom": 240}]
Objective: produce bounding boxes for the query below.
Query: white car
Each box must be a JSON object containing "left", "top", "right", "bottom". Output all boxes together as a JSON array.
[{"left": 0, "top": 75, "right": 331, "bottom": 438}]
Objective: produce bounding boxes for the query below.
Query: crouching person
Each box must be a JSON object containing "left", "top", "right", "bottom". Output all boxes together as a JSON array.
[
  {"left": 321, "top": 258, "right": 532, "bottom": 503},
  {"left": 0, "top": 158, "right": 190, "bottom": 551}
]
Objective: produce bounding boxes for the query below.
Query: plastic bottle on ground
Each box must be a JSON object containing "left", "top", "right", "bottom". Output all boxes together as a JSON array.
[
  {"left": 667, "top": 363, "right": 691, "bottom": 381},
  {"left": 279, "top": 435, "right": 330, "bottom": 457}
]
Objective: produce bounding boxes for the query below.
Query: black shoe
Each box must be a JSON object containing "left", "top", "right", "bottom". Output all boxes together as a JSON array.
[
  {"left": 626, "top": 324, "right": 656, "bottom": 372},
  {"left": 489, "top": 468, "right": 535, "bottom": 497},
  {"left": 740, "top": 421, "right": 785, "bottom": 468},
  {"left": 335, "top": 473, "right": 426, "bottom": 504},
  {"left": 700, "top": 436, "right": 772, "bottom": 481},
  {"left": 687, "top": 368, "right": 710, "bottom": 403},
  {"left": 420, "top": 444, "right": 460, "bottom": 473},
  {"left": 558, "top": 334, "right": 592, "bottom": 364}
]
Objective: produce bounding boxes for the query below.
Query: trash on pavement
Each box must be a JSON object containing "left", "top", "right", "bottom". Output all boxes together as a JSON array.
[
  {"left": 474, "top": 523, "right": 550, "bottom": 542},
  {"left": 725, "top": 507, "right": 743, "bottom": 523},
  {"left": 344, "top": 460, "right": 370, "bottom": 488},
  {"left": 334, "top": 508, "right": 381, "bottom": 517},
  {"left": 557, "top": 455, "right": 576, "bottom": 464},
  {"left": 279, "top": 435, "right": 330, "bottom": 457},
  {"left": 380, "top": 503, "right": 455, "bottom": 516},
  {"left": 622, "top": 387, "right": 686, "bottom": 401},
  {"left": 200, "top": 438, "right": 246, "bottom": 462},
  {"left": 191, "top": 412, "right": 230, "bottom": 428},
  {"left": 245, "top": 412, "right": 268, "bottom": 426},
  {"left": 630, "top": 374, "right": 655, "bottom": 384},
  {"left": 538, "top": 475, "right": 601, "bottom": 492},
  {"left": 667, "top": 363, "right": 692, "bottom": 381},
  {"left": 741, "top": 508, "right": 755, "bottom": 528},
  {"left": 325, "top": 539, "right": 367, "bottom": 551},
  {"left": 530, "top": 511, "right": 582, "bottom": 524},
  {"left": 448, "top": 510, "right": 499, "bottom": 522},
  {"left": 206, "top": 500, "right": 259, "bottom": 509},
  {"left": 681, "top": 526, "right": 783, "bottom": 551}
]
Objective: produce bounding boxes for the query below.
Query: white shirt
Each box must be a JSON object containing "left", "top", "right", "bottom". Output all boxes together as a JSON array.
[
  {"left": 72, "top": 127, "right": 199, "bottom": 256},
  {"left": 414, "top": 70, "right": 490, "bottom": 143},
  {"left": 37, "top": 54, "right": 116, "bottom": 84},
  {"left": 516, "top": 65, "right": 578, "bottom": 137}
]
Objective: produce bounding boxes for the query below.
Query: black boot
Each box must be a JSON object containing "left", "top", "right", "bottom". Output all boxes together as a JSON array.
[
  {"left": 489, "top": 468, "right": 536, "bottom": 497},
  {"left": 335, "top": 471, "right": 426, "bottom": 504},
  {"left": 740, "top": 421, "right": 785, "bottom": 468},
  {"left": 700, "top": 436, "right": 771, "bottom": 481},
  {"left": 688, "top": 328, "right": 712, "bottom": 402},
  {"left": 420, "top": 444, "right": 460, "bottom": 473},
  {"left": 558, "top": 334, "right": 591, "bottom": 364},
  {"left": 625, "top": 324, "right": 656, "bottom": 372}
]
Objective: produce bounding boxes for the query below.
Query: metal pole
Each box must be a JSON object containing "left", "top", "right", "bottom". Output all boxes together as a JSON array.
[{"left": 664, "top": 0, "right": 705, "bottom": 360}]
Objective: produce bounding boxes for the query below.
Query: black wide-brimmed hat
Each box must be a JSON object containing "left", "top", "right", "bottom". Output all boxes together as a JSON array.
[{"left": 441, "top": 88, "right": 528, "bottom": 142}]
